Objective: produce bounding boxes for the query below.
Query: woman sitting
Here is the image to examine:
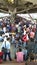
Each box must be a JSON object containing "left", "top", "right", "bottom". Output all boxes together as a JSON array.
[{"left": 16, "top": 48, "right": 24, "bottom": 62}]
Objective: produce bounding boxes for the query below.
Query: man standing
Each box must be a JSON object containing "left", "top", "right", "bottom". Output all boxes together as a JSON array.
[{"left": 1, "top": 37, "right": 12, "bottom": 61}]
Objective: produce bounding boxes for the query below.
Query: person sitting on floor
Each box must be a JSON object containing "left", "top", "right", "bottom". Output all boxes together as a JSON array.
[{"left": 16, "top": 48, "right": 24, "bottom": 62}]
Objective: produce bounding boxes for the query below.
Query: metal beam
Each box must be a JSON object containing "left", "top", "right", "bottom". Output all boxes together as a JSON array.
[
  {"left": 15, "top": 5, "right": 37, "bottom": 14},
  {"left": 0, "top": 9, "right": 8, "bottom": 13}
]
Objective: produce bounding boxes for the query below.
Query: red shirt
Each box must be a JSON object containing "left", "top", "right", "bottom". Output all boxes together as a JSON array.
[{"left": 22, "top": 34, "right": 29, "bottom": 42}]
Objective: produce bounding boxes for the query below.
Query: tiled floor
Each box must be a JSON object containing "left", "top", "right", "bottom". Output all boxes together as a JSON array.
[
  {"left": 0, "top": 61, "right": 37, "bottom": 65},
  {"left": 0, "top": 61, "right": 25, "bottom": 65}
]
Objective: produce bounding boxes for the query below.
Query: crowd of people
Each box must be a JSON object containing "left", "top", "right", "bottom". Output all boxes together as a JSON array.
[{"left": 0, "top": 16, "right": 37, "bottom": 63}]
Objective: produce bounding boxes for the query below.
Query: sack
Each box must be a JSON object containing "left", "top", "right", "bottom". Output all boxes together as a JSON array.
[{"left": 2, "top": 47, "right": 7, "bottom": 53}]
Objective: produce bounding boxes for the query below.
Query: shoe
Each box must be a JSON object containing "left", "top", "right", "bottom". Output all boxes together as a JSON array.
[{"left": 9, "top": 59, "right": 12, "bottom": 61}]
